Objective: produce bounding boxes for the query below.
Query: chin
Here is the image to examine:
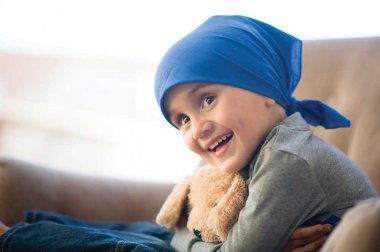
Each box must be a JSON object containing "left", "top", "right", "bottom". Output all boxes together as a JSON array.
[
  {"left": 209, "top": 163, "right": 230, "bottom": 173},
  {"left": 218, "top": 163, "right": 242, "bottom": 174},
  {"left": 208, "top": 158, "right": 245, "bottom": 173}
]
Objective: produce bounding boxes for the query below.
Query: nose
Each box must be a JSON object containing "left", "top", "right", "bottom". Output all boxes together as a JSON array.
[
  {"left": 192, "top": 120, "right": 212, "bottom": 140},
  {"left": 193, "top": 229, "right": 202, "bottom": 239}
]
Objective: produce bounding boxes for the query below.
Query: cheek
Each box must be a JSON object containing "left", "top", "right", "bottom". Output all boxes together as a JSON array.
[
  {"left": 215, "top": 102, "right": 245, "bottom": 127},
  {"left": 183, "top": 132, "right": 202, "bottom": 154},
  {"left": 218, "top": 109, "right": 246, "bottom": 131}
]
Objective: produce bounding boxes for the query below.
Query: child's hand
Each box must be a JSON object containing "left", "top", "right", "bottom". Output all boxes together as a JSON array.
[{"left": 280, "top": 224, "right": 332, "bottom": 252}]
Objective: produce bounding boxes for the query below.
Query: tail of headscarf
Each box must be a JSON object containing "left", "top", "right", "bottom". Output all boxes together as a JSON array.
[{"left": 155, "top": 15, "right": 351, "bottom": 129}]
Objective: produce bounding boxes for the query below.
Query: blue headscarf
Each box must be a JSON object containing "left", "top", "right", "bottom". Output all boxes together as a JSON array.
[{"left": 154, "top": 15, "right": 350, "bottom": 129}]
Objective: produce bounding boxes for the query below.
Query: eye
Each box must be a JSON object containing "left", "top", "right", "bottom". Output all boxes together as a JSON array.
[
  {"left": 178, "top": 114, "right": 190, "bottom": 126},
  {"left": 202, "top": 95, "right": 215, "bottom": 108}
]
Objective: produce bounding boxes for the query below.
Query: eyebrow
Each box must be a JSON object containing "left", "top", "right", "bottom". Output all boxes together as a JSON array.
[{"left": 189, "top": 83, "right": 209, "bottom": 95}]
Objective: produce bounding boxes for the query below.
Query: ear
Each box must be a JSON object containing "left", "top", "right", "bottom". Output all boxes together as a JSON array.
[
  {"left": 156, "top": 175, "right": 191, "bottom": 229},
  {"left": 206, "top": 173, "right": 248, "bottom": 241},
  {"left": 265, "top": 98, "right": 276, "bottom": 107}
]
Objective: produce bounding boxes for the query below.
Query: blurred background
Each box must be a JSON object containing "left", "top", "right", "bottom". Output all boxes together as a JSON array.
[{"left": 0, "top": 0, "right": 379, "bottom": 183}]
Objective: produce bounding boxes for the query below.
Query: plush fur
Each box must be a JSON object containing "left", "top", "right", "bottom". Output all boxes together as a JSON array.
[{"left": 156, "top": 162, "right": 248, "bottom": 243}]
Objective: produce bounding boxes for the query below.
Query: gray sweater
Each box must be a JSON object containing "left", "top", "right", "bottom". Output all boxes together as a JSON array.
[{"left": 171, "top": 113, "right": 378, "bottom": 252}]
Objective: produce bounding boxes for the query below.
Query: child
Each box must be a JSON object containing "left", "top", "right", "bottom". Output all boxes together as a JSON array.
[
  {"left": 0, "top": 15, "right": 373, "bottom": 252},
  {"left": 154, "top": 15, "right": 378, "bottom": 251}
]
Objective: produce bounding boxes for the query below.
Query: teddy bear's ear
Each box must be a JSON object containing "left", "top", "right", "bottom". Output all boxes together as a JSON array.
[{"left": 156, "top": 176, "right": 191, "bottom": 229}]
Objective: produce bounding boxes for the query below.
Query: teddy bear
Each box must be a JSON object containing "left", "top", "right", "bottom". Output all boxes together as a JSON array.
[{"left": 156, "top": 162, "right": 248, "bottom": 243}]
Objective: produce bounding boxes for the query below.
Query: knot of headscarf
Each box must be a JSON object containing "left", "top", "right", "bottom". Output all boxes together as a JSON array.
[
  {"left": 154, "top": 15, "right": 351, "bottom": 129},
  {"left": 288, "top": 97, "right": 351, "bottom": 128}
]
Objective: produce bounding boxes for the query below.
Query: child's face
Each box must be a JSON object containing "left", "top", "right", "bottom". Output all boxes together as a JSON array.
[{"left": 165, "top": 83, "right": 283, "bottom": 173}]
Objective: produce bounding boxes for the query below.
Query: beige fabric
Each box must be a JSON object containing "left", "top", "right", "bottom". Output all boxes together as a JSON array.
[
  {"left": 295, "top": 37, "right": 380, "bottom": 194},
  {"left": 321, "top": 198, "right": 380, "bottom": 252},
  {"left": 0, "top": 158, "right": 173, "bottom": 226}
]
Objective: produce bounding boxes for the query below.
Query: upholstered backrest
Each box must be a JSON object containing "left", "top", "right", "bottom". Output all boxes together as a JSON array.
[{"left": 295, "top": 37, "right": 380, "bottom": 194}]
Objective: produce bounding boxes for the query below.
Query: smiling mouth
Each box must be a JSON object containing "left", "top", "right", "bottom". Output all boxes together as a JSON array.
[{"left": 208, "top": 133, "right": 233, "bottom": 152}]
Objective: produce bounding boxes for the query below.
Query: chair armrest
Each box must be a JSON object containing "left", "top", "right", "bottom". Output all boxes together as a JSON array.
[{"left": 0, "top": 158, "right": 174, "bottom": 226}]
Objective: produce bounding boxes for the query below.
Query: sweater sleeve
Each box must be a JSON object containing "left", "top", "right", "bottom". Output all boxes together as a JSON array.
[{"left": 171, "top": 149, "right": 328, "bottom": 252}]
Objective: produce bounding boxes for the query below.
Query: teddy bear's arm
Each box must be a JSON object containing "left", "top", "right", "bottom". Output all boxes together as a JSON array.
[
  {"left": 206, "top": 174, "right": 248, "bottom": 241},
  {"left": 156, "top": 176, "right": 191, "bottom": 229}
]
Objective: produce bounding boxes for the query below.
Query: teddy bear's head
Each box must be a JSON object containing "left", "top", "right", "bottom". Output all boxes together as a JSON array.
[{"left": 156, "top": 163, "right": 248, "bottom": 243}]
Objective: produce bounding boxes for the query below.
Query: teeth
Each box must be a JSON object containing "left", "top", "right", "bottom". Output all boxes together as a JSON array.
[
  {"left": 209, "top": 133, "right": 232, "bottom": 151},
  {"left": 210, "top": 142, "right": 218, "bottom": 150}
]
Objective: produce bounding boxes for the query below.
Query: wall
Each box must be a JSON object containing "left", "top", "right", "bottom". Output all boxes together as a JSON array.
[{"left": 0, "top": 52, "right": 198, "bottom": 182}]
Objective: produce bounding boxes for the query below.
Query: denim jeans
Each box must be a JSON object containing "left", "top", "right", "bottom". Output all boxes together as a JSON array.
[{"left": 0, "top": 211, "right": 174, "bottom": 252}]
